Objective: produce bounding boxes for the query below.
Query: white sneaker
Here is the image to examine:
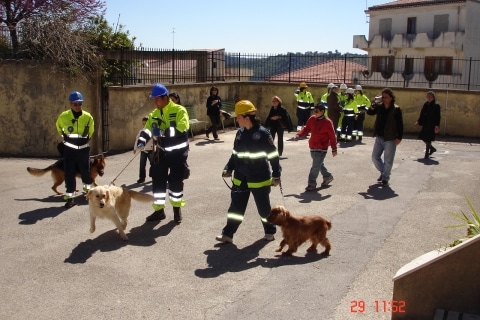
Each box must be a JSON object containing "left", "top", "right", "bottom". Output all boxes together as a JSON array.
[
  {"left": 215, "top": 235, "right": 233, "bottom": 243},
  {"left": 263, "top": 234, "right": 275, "bottom": 241}
]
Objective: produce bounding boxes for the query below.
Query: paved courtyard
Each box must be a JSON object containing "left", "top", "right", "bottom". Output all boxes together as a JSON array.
[{"left": 1, "top": 129, "right": 479, "bottom": 320}]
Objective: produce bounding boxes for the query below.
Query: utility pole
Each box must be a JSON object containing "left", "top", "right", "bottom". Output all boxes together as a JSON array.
[{"left": 172, "top": 28, "right": 175, "bottom": 50}]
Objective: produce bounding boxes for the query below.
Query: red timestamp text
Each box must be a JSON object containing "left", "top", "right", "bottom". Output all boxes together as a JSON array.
[{"left": 350, "top": 300, "right": 406, "bottom": 313}]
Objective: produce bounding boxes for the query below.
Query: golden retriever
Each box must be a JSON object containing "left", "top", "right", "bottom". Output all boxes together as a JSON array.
[
  {"left": 27, "top": 155, "right": 106, "bottom": 195},
  {"left": 267, "top": 205, "right": 332, "bottom": 256},
  {"left": 86, "top": 185, "right": 153, "bottom": 240}
]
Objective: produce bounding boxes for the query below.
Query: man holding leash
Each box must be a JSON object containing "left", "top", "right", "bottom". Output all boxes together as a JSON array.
[
  {"left": 136, "top": 83, "right": 190, "bottom": 223},
  {"left": 55, "top": 91, "right": 95, "bottom": 208}
]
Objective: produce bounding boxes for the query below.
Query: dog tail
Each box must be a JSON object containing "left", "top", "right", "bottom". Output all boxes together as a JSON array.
[
  {"left": 326, "top": 220, "right": 332, "bottom": 230},
  {"left": 26, "top": 165, "right": 54, "bottom": 177},
  {"left": 127, "top": 189, "right": 154, "bottom": 202}
]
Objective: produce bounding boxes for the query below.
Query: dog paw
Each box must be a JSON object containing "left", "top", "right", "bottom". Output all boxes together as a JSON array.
[
  {"left": 275, "top": 248, "right": 282, "bottom": 252},
  {"left": 120, "top": 234, "right": 129, "bottom": 241},
  {"left": 89, "top": 227, "right": 95, "bottom": 233},
  {"left": 282, "top": 251, "right": 293, "bottom": 256},
  {"left": 306, "top": 247, "right": 318, "bottom": 253}
]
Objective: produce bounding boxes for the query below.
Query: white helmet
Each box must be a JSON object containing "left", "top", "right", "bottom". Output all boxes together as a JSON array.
[
  {"left": 346, "top": 88, "right": 355, "bottom": 94},
  {"left": 327, "top": 83, "right": 335, "bottom": 88},
  {"left": 339, "top": 83, "right": 347, "bottom": 90},
  {"left": 355, "top": 85, "right": 363, "bottom": 91}
]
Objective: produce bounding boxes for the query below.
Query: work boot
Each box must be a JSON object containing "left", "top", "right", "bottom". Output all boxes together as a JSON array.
[
  {"left": 429, "top": 146, "right": 437, "bottom": 155},
  {"left": 64, "top": 198, "right": 77, "bottom": 208},
  {"left": 146, "top": 209, "right": 166, "bottom": 221},
  {"left": 173, "top": 207, "right": 182, "bottom": 223}
]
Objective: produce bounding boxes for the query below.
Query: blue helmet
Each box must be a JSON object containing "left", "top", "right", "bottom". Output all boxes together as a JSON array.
[
  {"left": 69, "top": 91, "right": 84, "bottom": 102},
  {"left": 149, "top": 83, "right": 169, "bottom": 98}
]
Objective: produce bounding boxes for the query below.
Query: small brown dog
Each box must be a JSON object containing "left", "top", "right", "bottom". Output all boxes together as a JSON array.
[
  {"left": 86, "top": 185, "right": 154, "bottom": 240},
  {"left": 267, "top": 205, "right": 332, "bottom": 256},
  {"left": 27, "top": 155, "right": 105, "bottom": 195}
]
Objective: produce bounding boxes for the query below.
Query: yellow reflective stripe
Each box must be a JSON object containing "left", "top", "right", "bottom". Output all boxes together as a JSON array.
[
  {"left": 227, "top": 213, "right": 244, "bottom": 222},
  {"left": 232, "top": 177, "right": 272, "bottom": 188},
  {"left": 267, "top": 150, "right": 279, "bottom": 159},
  {"left": 65, "top": 134, "right": 83, "bottom": 138},
  {"left": 164, "top": 141, "right": 188, "bottom": 151},
  {"left": 232, "top": 150, "right": 268, "bottom": 159}
]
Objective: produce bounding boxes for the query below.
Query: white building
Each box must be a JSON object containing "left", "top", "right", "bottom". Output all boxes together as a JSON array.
[{"left": 353, "top": 0, "right": 480, "bottom": 90}]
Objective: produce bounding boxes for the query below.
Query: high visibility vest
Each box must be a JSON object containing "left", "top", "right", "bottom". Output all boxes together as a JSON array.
[{"left": 56, "top": 109, "right": 94, "bottom": 149}]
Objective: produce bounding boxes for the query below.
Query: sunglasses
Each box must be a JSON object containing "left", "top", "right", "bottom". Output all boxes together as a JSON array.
[{"left": 72, "top": 103, "right": 82, "bottom": 106}]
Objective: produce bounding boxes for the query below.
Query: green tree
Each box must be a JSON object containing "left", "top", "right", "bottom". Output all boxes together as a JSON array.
[{"left": 0, "top": 0, "right": 105, "bottom": 53}]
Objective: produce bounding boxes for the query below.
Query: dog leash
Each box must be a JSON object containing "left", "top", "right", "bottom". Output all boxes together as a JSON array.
[
  {"left": 278, "top": 182, "right": 286, "bottom": 207},
  {"left": 109, "top": 150, "right": 141, "bottom": 186}
]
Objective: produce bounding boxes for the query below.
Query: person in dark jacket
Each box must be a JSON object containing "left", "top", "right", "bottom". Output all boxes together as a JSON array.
[
  {"left": 414, "top": 91, "right": 441, "bottom": 159},
  {"left": 216, "top": 100, "right": 281, "bottom": 244},
  {"left": 205, "top": 86, "right": 222, "bottom": 140},
  {"left": 265, "top": 95, "right": 292, "bottom": 156},
  {"left": 326, "top": 85, "right": 342, "bottom": 137},
  {"left": 367, "top": 88, "right": 403, "bottom": 186}
]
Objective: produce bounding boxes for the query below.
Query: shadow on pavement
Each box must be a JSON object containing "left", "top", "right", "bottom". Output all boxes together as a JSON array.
[
  {"left": 415, "top": 157, "right": 440, "bottom": 165},
  {"left": 358, "top": 183, "right": 399, "bottom": 200},
  {"left": 194, "top": 239, "right": 328, "bottom": 278},
  {"left": 64, "top": 220, "right": 178, "bottom": 264},
  {"left": 284, "top": 191, "right": 332, "bottom": 203}
]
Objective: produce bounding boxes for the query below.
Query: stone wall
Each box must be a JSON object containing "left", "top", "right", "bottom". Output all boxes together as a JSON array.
[
  {"left": 0, "top": 61, "right": 101, "bottom": 157},
  {"left": 1, "top": 60, "right": 479, "bottom": 157}
]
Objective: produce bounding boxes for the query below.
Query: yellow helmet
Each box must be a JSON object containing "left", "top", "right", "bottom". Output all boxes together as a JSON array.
[
  {"left": 299, "top": 82, "right": 308, "bottom": 88},
  {"left": 235, "top": 100, "right": 257, "bottom": 115}
]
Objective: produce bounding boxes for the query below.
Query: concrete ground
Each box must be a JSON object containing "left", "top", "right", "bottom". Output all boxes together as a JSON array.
[{"left": 1, "top": 129, "right": 479, "bottom": 320}]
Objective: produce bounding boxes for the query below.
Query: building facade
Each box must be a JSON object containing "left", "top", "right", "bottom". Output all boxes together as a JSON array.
[{"left": 353, "top": 0, "right": 480, "bottom": 90}]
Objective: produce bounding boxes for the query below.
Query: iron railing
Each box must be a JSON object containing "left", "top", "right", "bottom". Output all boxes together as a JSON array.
[{"left": 100, "top": 48, "right": 480, "bottom": 91}]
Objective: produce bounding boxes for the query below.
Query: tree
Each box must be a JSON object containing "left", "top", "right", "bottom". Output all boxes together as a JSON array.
[{"left": 0, "top": 0, "right": 105, "bottom": 53}]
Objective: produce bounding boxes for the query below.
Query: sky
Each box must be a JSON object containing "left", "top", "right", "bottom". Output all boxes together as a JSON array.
[{"left": 103, "top": 0, "right": 389, "bottom": 54}]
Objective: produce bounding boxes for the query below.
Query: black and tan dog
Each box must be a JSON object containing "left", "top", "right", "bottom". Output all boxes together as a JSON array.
[
  {"left": 267, "top": 205, "right": 332, "bottom": 256},
  {"left": 27, "top": 154, "right": 105, "bottom": 195}
]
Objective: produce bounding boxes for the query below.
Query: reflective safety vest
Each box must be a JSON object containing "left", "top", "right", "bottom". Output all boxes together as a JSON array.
[
  {"left": 343, "top": 99, "right": 359, "bottom": 117},
  {"left": 139, "top": 100, "right": 190, "bottom": 153},
  {"left": 56, "top": 109, "right": 94, "bottom": 149},
  {"left": 225, "top": 125, "right": 281, "bottom": 188},
  {"left": 294, "top": 91, "right": 314, "bottom": 109},
  {"left": 355, "top": 94, "right": 371, "bottom": 111}
]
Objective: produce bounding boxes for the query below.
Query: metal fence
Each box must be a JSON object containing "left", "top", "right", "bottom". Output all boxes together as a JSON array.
[
  {"left": 101, "top": 48, "right": 480, "bottom": 91},
  {"left": 2, "top": 27, "right": 480, "bottom": 90}
]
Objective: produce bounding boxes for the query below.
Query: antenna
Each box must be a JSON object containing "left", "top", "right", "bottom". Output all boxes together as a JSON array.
[
  {"left": 172, "top": 28, "right": 176, "bottom": 49},
  {"left": 365, "top": 0, "right": 370, "bottom": 23},
  {"left": 114, "top": 14, "right": 120, "bottom": 34}
]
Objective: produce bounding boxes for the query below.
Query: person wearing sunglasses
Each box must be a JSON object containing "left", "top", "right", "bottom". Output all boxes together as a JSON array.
[{"left": 55, "top": 91, "right": 95, "bottom": 208}]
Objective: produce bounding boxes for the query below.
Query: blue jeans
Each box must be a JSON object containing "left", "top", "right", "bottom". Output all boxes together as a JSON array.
[
  {"left": 308, "top": 150, "right": 332, "bottom": 186},
  {"left": 371, "top": 137, "right": 397, "bottom": 182}
]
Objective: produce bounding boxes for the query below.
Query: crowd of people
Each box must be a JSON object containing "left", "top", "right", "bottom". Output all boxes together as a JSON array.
[{"left": 55, "top": 82, "right": 441, "bottom": 243}]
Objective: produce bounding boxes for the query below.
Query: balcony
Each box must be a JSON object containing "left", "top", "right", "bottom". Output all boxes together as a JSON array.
[{"left": 353, "top": 31, "right": 464, "bottom": 51}]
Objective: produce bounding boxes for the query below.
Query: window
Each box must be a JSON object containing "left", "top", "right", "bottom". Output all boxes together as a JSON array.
[
  {"left": 372, "top": 56, "right": 395, "bottom": 73},
  {"left": 407, "top": 17, "right": 416, "bottom": 35},
  {"left": 433, "top": 14, "right": 449, "bottom": 38},
  {"left": 404, "top": 58, "right": 414, "bottom": 75},
  {"left": 424, "top": 56, "right": 452, "bottom": 75},
  {"left": 379, "top": 18, "right": 392, "bottom": 40}
]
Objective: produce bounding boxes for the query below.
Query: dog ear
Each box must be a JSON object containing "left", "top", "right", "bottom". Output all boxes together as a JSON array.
[
  {"left": 105, "top": 189, "right": 110, "bottom": 202},
  {"left": 85, "top": 189, "right": 92, "bottom": 200}
]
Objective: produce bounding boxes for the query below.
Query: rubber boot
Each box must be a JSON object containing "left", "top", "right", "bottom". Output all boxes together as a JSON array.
[
  {"left": 173, "top": 207, "right": 182, "bottom": 223},
  {"left": 146, "top": 208, "right": 166, "bottom": 221}
]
